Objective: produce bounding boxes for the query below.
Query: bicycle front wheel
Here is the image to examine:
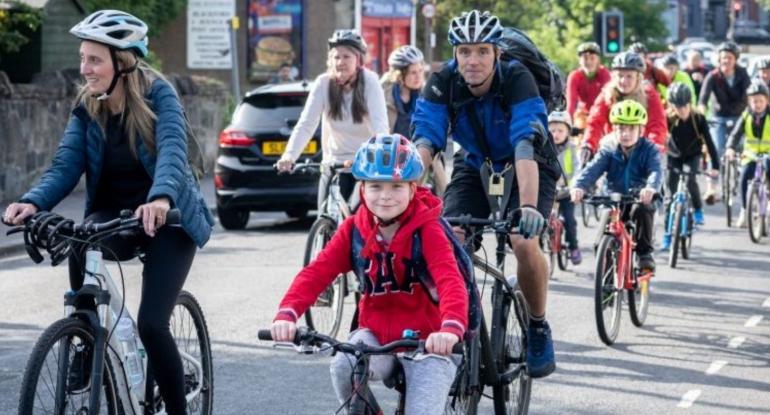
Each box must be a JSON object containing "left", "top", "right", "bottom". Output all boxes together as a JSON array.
[
  {"left": 303, "top": 217, "right": 345, "bottom": 338},
  {"left": 444, "top": 339, "right": 481, "bottom": 415},
  {"left": 540, "top": 232, "right": 556, "bottom": 279},
  {"left": 681, "top": 209, "right": 693, "bottom": 260},
  {"left": 18, "top": 318, "right": 119, "bottom": 415},
  {"left": 594, "top": 235, "right": 622, "bottom": 346},
  {"left": 748, "top": 187, "right": 764, "bottom": 243},
  {"left": 492, "top": 279, "right": 532, "bottom": 415},
  {"left": 723, "top": 163, "right": 733, "bottom": 227},
  {"left": 668, "top": 204, "right": 682, "bottom": 268},
  {"left": 580, "top": 201, "right": 590, "bottom": 227},
  {"left": 170, "top": 291, "right": 214, "bottom": 415}
]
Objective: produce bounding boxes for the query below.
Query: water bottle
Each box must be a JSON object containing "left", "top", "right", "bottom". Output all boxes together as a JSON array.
[{"left": 115, "top": 317, "right": 144, "bottom": 387}]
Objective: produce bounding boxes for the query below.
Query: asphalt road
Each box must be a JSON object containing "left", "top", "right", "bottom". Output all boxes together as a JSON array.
[{"left": 1, "top": 202, "right": 769, "bottom": 414}]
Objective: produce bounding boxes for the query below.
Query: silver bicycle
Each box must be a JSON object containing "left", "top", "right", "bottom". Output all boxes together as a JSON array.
[{"left": 5, "top": 210, "right": 213, "bottom": 415}]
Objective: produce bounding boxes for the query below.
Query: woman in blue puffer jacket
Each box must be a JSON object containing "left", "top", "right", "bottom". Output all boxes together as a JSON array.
[{"left": 2, "top": 10, "right": 212, "bottom": 414}]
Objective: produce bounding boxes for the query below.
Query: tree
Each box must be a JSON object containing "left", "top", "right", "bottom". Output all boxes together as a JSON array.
[
  {"left": 431, "top": 0, "right": 668, "bottom": 74},
  {"left": 0, "top": 1, "right": 43, "bottom": 56},
  {"left": 83, "top": 0, "right": 186, "bottom": 37}
]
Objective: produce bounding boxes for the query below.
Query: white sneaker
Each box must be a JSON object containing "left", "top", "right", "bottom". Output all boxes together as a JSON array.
[{"left": 736, "top": 208, "right": 747, "bottom": 228}]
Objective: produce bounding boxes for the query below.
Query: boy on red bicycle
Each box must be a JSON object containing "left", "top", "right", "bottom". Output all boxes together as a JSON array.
[
  {"left": 270, "top": 134, "right": 468, "bottom": 413},
  {"left": 570, "top": 100, "right": 663, "bottom": 271}
]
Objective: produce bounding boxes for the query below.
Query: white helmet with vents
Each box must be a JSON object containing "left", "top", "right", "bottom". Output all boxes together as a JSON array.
[
  {"left": 388, "top": 45, "right": 424, "bottom": 69},
  {"left": 70, "top": 10, "right": 149, "bottom": 57},
  {"left": 447, "top": 10, "right": 504, "bottom": 46}
]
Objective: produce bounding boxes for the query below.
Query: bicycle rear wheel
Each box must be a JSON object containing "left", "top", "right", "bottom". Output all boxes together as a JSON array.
[
  {"left": 748, "top": 187, "right": 764, "bottom": 243},
  {"left": 303, "top": 217, "right": 345, "bottom": 338},
  {"left": 668, "top": 204, "right": 682, "bottom": 268},
  {"left": 594, "top": 235, "right": 622, "bottom": 346},
  {"left": 170, "top": 291, "right": 214, "bottom": 415},
  {"left": 492, "top": 279, "right": 532, "bottom": 415},
  {"left": 18, "top": 317, "right": 119, "bottom": 415},
  {"left": 628, "top": 252, "right": 650, "bottom": 327},
  {"left": 723, "top": 162, "right": 733, "bottom": 227},
  {"left": 580, "top": 202, "right": 590, "bottom": 227}
]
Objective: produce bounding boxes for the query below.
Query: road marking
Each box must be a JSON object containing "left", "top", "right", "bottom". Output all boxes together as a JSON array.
[
  {"left": 745, "top": 315, "right": 763, "bottom": 327},
  {"left": 728, "top": 336, "right": 746, "bottom": 349},
  {"left": 705, "top": 360, "right": 728, "bottom": 375},
  {"left": 677, "top": 389, "right": 701, "bottom": 408},
  {"left": 763, "top": 298, "right": 770, "bottom": 308}
]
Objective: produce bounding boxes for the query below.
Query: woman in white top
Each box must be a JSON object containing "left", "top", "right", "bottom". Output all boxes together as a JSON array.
[{"left": 277, "top": 29, "right": 389, "bottom": 208}]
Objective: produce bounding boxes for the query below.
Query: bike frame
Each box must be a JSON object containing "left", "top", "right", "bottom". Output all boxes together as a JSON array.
[
  {"left": 667, "top": 172, "right": 692, "bottom": 239},
  {"left": 604, "top": 207, "right": 653, "bottom": 291},
  {"left": 62, "top": 249, "right": 204, "bottom": 415}
]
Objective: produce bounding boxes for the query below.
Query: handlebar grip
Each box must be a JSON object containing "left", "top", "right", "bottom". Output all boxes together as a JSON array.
[
  {"left": 257, "top": 329, "right": 273, "bottom": 341},
  {"left": 452, "top": 343, "right": 464, "bottom": 354}
]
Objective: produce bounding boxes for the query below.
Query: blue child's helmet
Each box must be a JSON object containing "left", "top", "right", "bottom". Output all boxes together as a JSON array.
[{"left": 352, "top": 134, "right": 424, "bottom": 182}]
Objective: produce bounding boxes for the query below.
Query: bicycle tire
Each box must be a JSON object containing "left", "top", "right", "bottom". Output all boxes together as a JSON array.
[
  {"left": 18, "top": 317, "right": 119, "bottom": 415},
  {"left": 556, "top": 228, "right": 569, "bottom": 271},
  {"left": 169, "top": 291, "right": 214, "bottom": 415},
  {"left": 681, "top": 209, "right": 693, "bottom": 260},
  {"left": 748, "top": 186, "right": 763, "bottom": 243},
  {"left": 724, "top": 162, "right": 733, "bottom": 227},
  {"left": 668, "top": 204, "right": 682, "bottom": 268},
  {"left": 303, "top": 217, "right": 345, "bottom": 338},
  {"left": 580, "top": 202, "right": 590, "bottom": 227},
  {"left": 628, "top": 252, "right": 650, "bottom": 327},
  {"left": 593, "top": 204, "right": 601, "bottom": 221},
  {"left": 594, "top": 235, "right": 622, "bottom": 346},
  {"left": 492, "top": 279, "right": 532, "bottom": 415}
]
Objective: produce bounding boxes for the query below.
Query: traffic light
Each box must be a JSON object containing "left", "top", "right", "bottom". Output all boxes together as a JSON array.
[{"left": 594, "top": 11, "right": 624, "bottom": 56}]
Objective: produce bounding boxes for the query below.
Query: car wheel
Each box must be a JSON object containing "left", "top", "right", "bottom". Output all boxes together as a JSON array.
[
  {"left": 217, "top": 204, "right": 249, "bottom": 230},
  {"left": 285, "top": 208, "right": 309, "bottom": 219}
]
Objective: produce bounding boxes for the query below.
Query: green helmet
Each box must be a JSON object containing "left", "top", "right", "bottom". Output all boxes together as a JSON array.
[{"left": 609, "top": 100, "right": 648, "bottom": 126}]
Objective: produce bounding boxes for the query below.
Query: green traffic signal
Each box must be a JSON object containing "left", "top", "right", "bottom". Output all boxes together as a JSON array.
[{"left": 607, "top": 41, "right": 619, "bottom": 53}]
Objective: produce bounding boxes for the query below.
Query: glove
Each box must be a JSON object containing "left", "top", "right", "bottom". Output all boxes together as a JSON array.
[
  {"left": 518, "top": 205, "right": 545, "bottom": 239},
  {"left": 579, "top": 147, "right": 594, "bottom": 167}
]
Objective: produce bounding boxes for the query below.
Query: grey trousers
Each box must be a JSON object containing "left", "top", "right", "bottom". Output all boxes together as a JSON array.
[{"left": 329, "top": 328, "right": 458, "bottom": 414}]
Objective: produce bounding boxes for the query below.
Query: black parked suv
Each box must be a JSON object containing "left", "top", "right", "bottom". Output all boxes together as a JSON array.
[{"left": 215, "top": 81, "right": 321, "bottom": 230}]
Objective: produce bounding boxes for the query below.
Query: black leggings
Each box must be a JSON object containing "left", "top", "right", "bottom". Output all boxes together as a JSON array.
[
  {"left": 68, "top": 210, "right": 196, "bottom": 415},
  {"left": 666, "top": 155, "right": 703, "bottom": 211}
]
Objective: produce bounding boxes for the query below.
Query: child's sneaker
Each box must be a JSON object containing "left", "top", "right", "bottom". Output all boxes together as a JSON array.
[
  {"left": 660, "top": 233, "right": 671, "bottom": 251},
  {"left": 693, "top": 209, "right": 705, "bottom": 225},
  {"left": 569, "top": 249, "right": 582, "bottom": 265}
]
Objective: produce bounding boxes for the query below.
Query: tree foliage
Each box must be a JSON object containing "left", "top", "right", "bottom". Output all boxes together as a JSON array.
[
  {"left": 82, "top": 0, "right": 186, "bottom": 37},
  {"left": 0, "top": 1, "right": 43, "bottom": 55},
  {"left": 432, "top": 0, "right": 669, "bottom": 74}
]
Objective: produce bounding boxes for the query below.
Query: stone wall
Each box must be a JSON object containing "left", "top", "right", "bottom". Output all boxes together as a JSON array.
[{"left": 0, "top": 70, "right": 230, "bottom": 204}]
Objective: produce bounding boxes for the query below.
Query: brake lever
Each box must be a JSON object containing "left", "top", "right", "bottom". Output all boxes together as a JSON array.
[{"left": 5, "top": 226, "right": 23, "bottom": 236}]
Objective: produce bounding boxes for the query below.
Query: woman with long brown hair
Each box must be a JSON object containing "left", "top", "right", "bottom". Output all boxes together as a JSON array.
[
  {"left": 277, "top": 29, "right": 389, "bottom": 208},
  {"left": 3, "top": 10, "right": 212, "bottom": 414}
]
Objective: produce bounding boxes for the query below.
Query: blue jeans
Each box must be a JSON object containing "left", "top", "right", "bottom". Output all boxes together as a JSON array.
[
  {"left": 558, "top": 199, "right": 578, "bottom": 249},
  {"left": 708, "top": 116, "right": 740, "bottom": 157},
  {"left": 739, "top": 158, "right": 770, "bottom": 207}
]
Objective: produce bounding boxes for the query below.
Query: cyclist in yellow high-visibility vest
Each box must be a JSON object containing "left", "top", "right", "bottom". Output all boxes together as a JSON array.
[
  {"left": 548, "top": 111, "right": 582, "bottom": 264},
  {"left": 725, "top": 80, "right": 770, "bottom": 227}
]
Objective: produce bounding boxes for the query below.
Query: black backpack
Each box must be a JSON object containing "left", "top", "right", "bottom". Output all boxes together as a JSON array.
[
  {"left": 350, "top": 218, "right": 482, "bottom": 340},
  {"left": 498, "top": 27, "right": 566, "bottom": 113}
]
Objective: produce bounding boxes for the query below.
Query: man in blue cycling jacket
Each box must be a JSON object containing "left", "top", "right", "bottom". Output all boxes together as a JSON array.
[{"left": 411, "top": 10, "right": 561, "bottom": 378}]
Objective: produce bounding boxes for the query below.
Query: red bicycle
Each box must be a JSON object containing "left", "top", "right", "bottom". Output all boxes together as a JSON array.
[
  {"left": 586, "top": 192, "right": 654, "bottom": 346},
  {"left": 541, "top": 200, "right": 570, "bottom": 278}
]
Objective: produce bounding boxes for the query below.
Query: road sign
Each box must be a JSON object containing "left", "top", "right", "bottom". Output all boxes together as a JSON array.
[{"left": 422, "top": 3, "right": 435, "bottom": 19}]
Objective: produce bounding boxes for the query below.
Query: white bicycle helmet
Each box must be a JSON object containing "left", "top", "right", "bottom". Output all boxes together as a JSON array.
[
  {"left": 447, "top": 10, "right": 504, "bottom": 46},
  {"left": 548, "top": 111, "right": 573, "bottom": 130},
  {"left": 328, "top": 29, "right": 367, "bottom": 54},
  {"left": 70, "top": 10, "right": 149, "bottom": 57},
  {"left": 388, "top": 45, "right": 424, "bottom": 69}
]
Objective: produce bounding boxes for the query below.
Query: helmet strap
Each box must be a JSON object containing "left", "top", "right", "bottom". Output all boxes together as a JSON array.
[{"left": 95, "top": 48, "right": 139, "bottom": 101}]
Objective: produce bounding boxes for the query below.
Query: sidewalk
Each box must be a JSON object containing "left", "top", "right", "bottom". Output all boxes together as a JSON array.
[{"left": 0, "top": 177, "right": 216, "bottom": 257}]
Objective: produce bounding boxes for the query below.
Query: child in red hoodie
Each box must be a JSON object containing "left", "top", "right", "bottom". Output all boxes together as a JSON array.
[{"left": 270, "top": 134, "right": 468, "bottom": 413}]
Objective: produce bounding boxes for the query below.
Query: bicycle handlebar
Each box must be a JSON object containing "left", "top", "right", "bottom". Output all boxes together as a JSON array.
[
  {"left": 258, "top": 327, "right": 463, "bottom": 355},
  {"left": 287, "top": 161, "right": 349, "bottom": 175},
  {"left": 444, "top": 211, "right": 521, "bottom": 234}
]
